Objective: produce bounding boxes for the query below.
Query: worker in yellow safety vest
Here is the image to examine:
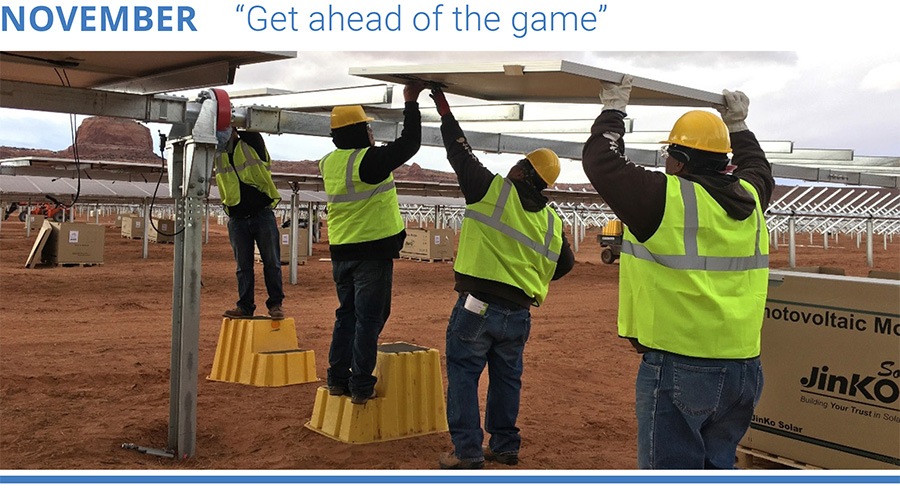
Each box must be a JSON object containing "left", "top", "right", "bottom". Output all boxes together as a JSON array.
[
  {"left": 319, "top": 82, "right": 425, "bottom": 406},
  {"left": 582, "top": 75, "right": 775, "bottom": 469},
  {"left": 215, "top": 124, "right": 285, "bottom": 320},
  {"left": 430, "top": 88, "right": 575, "bottom": 469}
]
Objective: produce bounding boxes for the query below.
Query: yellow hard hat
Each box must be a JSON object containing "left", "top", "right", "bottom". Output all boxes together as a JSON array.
[
  {"left": 331, "top": 105, "right": 374, "bottom": 129},
  {"left": 525, "top": 148, "right": 561, "bottom": 186},
  {"left": 661, "top": 110, "right": 732, "bottom": 153}
]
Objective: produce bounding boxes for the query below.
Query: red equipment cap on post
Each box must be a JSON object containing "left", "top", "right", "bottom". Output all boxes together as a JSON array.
[{"left": 210, "top": 89, "right": 232, "bottom": 131}]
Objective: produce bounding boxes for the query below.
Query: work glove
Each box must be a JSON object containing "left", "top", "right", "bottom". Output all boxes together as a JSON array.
[
  {"left": 430, "top": 88, "right": 451, "bottom": 117},
  {"left": 714, "top": 89, "right": 750, "bottom": 132},
  {"left": 599, "top": 74, "right": 633, "bottom": 113}
]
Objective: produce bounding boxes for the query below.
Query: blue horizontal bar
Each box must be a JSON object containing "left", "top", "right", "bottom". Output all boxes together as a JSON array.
[{"left": 1, "top": 475, "right": 899, "bottom": 484}]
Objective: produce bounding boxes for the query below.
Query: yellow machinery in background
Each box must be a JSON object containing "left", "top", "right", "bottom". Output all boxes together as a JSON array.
[{"left": 598, "top": 219, "right": 623, "bottom": 264}]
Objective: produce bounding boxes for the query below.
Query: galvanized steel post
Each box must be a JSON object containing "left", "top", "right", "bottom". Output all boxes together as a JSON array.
[
  {"left": 867, "top": 218, "right": 874, "bottom": 268},
  {"left": 307, "top": 201, "right": 314, "bottom": 261},
  {"left": 25, "top": 199, "right": 31, "bottom": 238},
  {"left": 166, "top": 141, "right": 185, "bottom": 454},
  {"left": 166, "top": 136, "right": 215, "bottom": 460},
  {"left": 290, "top": 190, "right": 299, "bottom": 285},
  {"left": 573, "top": 211, "right": 580, "bottom": 253},
  {"left": 788, "top": 215, "right": 796, "bottom": 268},
  {"left": 142, "top": 199, "right": 150, "bottom": 259}
]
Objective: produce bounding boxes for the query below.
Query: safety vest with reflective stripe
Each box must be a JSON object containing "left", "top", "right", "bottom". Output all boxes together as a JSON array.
[
  {"left": 454, "top": 175, "right": 563, "bottom": 306},
  {"left": 618, "top": 176, "right": 769, "bottom": 359},
  {"left": 319, "top": 148, "right": 403, "bottom": 245},
  {"left": 215, "top": 140, "right": 281, "bottom": 212}
]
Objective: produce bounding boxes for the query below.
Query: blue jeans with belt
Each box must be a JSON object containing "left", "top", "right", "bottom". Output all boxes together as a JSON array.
[
  {"left": 327, "top": 259, "right": 393, "bottom": 398},
  {"left": 227, "top": 207, "right": 283, "bottom": 314},
  {"left": 445, "top": 294, "right": 531, "bottom": 462},
  {"left": 635, "top": 350, "right": 763, "bottom": 469}
]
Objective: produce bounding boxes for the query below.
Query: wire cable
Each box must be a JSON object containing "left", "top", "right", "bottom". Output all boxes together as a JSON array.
[
  {"left": 148, "top": 132, "right": 185, "bottom": 237},
  {"left": 1, "top": 51, "right": 80, "bottom": 68},
  {"left": 45, "top": 68, "right": 82, "bottom": 213}
]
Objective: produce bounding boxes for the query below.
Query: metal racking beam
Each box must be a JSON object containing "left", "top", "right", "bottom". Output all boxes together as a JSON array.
[{"left": 1, "top": 80, "right": 188, "bottom": 124}]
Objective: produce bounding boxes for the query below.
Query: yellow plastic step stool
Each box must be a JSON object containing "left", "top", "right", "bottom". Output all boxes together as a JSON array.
[
  {"left": 305, "top": 342, "right": 449, "bottom": 444},
  {"left": 208, "top": 317, "right": 318, "bottom": 387}
]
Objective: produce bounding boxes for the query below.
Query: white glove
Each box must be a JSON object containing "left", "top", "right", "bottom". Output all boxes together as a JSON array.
[
  {"left": 599, "top": 74, "right": 633, "bottom": 113},
  {"left": 714, "top": 89, "right": 750, "bottom": 132}
]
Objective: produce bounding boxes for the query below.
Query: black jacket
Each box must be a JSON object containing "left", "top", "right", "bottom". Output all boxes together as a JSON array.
[
  {"left": 441, "top": 113, "right": 575, "bottom": 310},
  {"left": 326, "top": 101, "right": 422, "bottom": 261},
  {"left": 224, "top": 131, "right": 275, "bottom": 218}
]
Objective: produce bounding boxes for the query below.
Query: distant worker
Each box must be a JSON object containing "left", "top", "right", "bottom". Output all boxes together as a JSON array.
[
  {"left": 582, "top": 76, "right": 774, "bottom": 469},
  {"left": 430, "top": 88, "right": 575, "bottom": 469},
  {"left": 320, "top": 82, "right": 425, "bottom": 405},
  {"left": 215, "top": 125, "right": 285, "bottom": 320}
]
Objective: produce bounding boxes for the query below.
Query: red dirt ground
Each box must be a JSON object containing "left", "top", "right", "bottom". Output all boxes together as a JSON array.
[{"left": 1, "top": 217, "right": 897, "bottom": 470}]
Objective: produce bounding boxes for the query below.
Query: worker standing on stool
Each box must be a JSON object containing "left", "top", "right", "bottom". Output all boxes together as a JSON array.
[
  {"left": 320, "top": 82, "right": 425, "bottom": 405},
  {"left": 215, "top": 125, "right": 285, "bottom": 320},
  {"left": 431, "top": 88, "right": 574, "bottom": 469},
  {"left": 582, "top": 76, "right": 774, "bottom": 469}
]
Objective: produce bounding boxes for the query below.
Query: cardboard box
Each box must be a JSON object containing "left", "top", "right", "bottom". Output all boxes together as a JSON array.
[
  {"left": 740, "top": 270, "right": 900, "bottom": 469},
  {"left": 869, "top": 270, "right": 900, "bottom": 281},
  {"left": 280, "top": 227, "right": 309, "bottom": 259},
  {"left": 148, "top": 218, "right": 176, "bottom": 244},
  {"left": 121, "top": 215, "right": 144, "bottom": 239},
  {"left": 790, "top": 266, "right": 845, "bottom": 276},
  {"left": 400, "top": 228, "right": 454, "bottom": 261},
  {"left": 115, "top": 215, "right": 123, "bottom": 228},
  {"left": 40, "top": 222, "right": 105, "bottom": 265},
  {"left": 25, "top": 214, "right": 45, "bottom": 231},
  {"left": 255, "top": 227, "right": 309, "bottom": 264}
]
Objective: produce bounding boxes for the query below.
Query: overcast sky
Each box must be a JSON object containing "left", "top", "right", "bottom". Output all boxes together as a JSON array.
[{"left": 2, "top": 50, "right": 899, "bottom": 185}]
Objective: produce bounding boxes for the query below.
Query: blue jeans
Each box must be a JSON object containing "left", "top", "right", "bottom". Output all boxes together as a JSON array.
[
  {"left": 445, "top": 294, "right": 531, "bottom": 462},
  {"left": 635, "top": 351, "right": 763, "bottom": 469},
  {"left": 227, "top": 207, "right": 283, "bottom": 314},
  {"left": 327, "top": 259, "right": 393, "bottom": 398}
]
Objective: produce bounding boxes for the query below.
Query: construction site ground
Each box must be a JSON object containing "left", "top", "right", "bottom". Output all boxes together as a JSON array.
[{"left": 1, "top": 218, "right": 897, "bottom": 470}]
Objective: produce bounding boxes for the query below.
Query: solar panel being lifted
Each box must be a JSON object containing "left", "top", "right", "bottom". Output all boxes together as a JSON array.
[{"left": 350, "top": 60, "right": 725, "bottom": 107}]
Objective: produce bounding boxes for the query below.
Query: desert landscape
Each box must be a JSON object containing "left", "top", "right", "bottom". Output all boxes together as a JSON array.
[{"left": 1, "top": 213, "right": 896, "bottom": 470}]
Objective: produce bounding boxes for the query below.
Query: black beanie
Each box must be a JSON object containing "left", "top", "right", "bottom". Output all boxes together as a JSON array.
[
  {"left": 331, "top": 122, "right": 371, "bottom": 149},
  {"left": 668, "top": 143, "right": 730, "bottom": 172}
]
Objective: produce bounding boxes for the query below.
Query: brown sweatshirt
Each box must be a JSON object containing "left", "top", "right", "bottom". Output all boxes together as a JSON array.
[
  {"left": 582, "top": 109, "right": 774, "bottom": 352},
  {"left": 582, "top": 109, "right": 774, "bottom": 242}
]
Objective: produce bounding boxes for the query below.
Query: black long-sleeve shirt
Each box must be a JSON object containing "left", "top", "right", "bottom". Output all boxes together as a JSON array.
[
  {"left": 582, "top": 109, "right": 774, "bottom": 243},
  {"left": 223, "top": 131, "right": 276, "bottom": 218},
  {"left": 440, "top": 113, "right": 575, "bottom": 309},
  {"left": 328, "top": 102, "right": 422, "bottom": 261}
]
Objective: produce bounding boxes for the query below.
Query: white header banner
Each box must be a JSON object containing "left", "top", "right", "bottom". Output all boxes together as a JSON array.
[{"left": 0, "top": 0, "right": 895, "bottom": 51}]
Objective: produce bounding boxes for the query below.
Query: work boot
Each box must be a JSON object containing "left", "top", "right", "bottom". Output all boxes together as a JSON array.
[
  {"left": 350, "top": 392, "right": 377, "bottom": 405},
  {"left": 484, "top": 446, "right": 519, "bottom": 466},
  {"left": 223, "top": 307, "right": 252, "bottom": 319},
  {"left": 327, "top": 385, "right": 347, "bottom": 396},
  {"left": 438, "top": 452, "right": 484, "bottom": 470},
  {"left": 268, "top": 305, "right": 284, "bottom": 319}
]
